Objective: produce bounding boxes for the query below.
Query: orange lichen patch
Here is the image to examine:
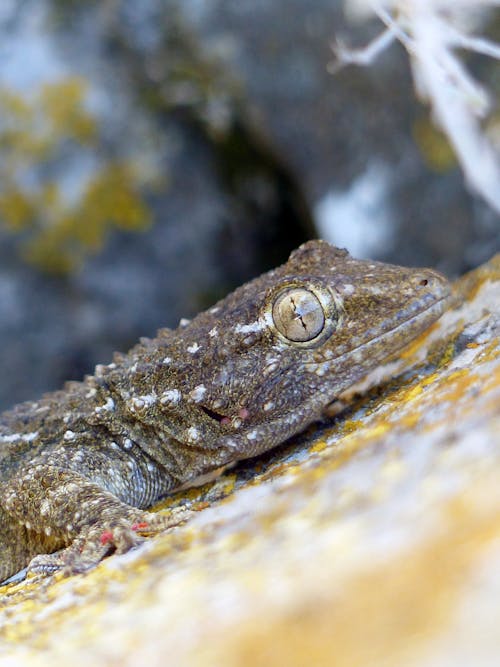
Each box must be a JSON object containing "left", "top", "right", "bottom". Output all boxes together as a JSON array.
[
  {"left": 218, "top": 477, "right": 239, "bottom": 500},
  {"left": 477, "top": 340, "right": 500, "bottom": 364},
  {"left": 257, "top": 461, "right": 296, "bottom": 483},
  {"left": 484, "top": 361, "right": 500, "bottom": 389},
  {"left": 421, "top": 372, "right": 440, "bottom": 387},
  {"left": 152, "top": 486, "right": 203, "bottom": 510},
  {"left": 341, "top": 419, "right": 364, "bottom": 434},
  {"left": 309, "top": 440, "right": 328, "bottom": 454},
  {"left": 192, "top": 501, "right": 211, "bottom": 511},
  {"left": 400, "top": 383, "right": 424, "bottom": 402},
  {"left": 437, "top": 370, "right": 481, "bottom": 404},
  {"left": 397, "top": 410, "right": 423, "bottom": 430},
  {"left": 435, "top": 339, "right": 458, "bottom": 367},
  {"left": 354, "top": 422, "right": 391, "bottom": 442},
  {"left": 399, "top": 321, "right": 442, "bottom": 359},
  {"left": 310, "top": 423, "right": 392, "bottom": 474}
]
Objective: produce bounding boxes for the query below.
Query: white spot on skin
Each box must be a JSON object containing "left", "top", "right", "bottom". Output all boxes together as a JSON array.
[
  {"left": 246, "top": 430, "right": 259, "bottom": 440},
  {"left": 341, "top": 284, "right": 355, "bottom": 296},
  {"left": 0, "top": 433, "right": 20, "bottom": 443},
  {"left": 0, "top": 431, "right": 39, "bottom": 443},
  {"left": 351, "top": 350, "right": 365, "bottom": 363},
  {"left": 160, "top": 389, "right": 181, "bottom": 405},
  {"left": 94, "top": 397, "right": 115, "bottom": 413},
  {"left": 131, "top": 398, "right": 145, "bottom": 411},
  {"left": 208, "top": 327, "right": 218, "bottom": 338},
  {"left": 124, "top": 438, "right": 133, "bottom": 449},
  {"left": 64, "top": 430, "right": 76, "bottom": 441},
  {"left": 187, "top": 342, "right": 200, "bottom": 354},
  {"left": 234, "top": 321, "right": 264, "bottom": 334},
  {"left": 190, "top": 384, "right": 207, "bottom": 402},
  {"left": 366, "top": 285, "right": 388, "bottom": 296},
  {"left": 210, "top": 307, "right": 220, "bottom": 314},
  {"left": 263, "top": 401, "right": 274, "bottom": 412},
  {"left": 186, "top": 427, "right": 200, "bottom": 442},
  {"left": 180, "top": 318, "right": 191, "bottom": 327},
  {"left": 130, "top": 394, "right": 157, "bottom": 412},
  {"left": 86, "top": 388, "right": 97, "bottom": 398},
  {"left": 162, "top": 356, "right": 172, "bottom": 365}
]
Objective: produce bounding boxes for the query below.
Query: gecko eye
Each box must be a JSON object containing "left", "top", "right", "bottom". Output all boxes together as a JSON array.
[{"left": 272, "top": 288, "right": 325, "bottom": 342}]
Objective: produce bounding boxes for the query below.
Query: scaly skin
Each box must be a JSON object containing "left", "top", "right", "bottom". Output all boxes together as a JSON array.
[{"left": 0, "top": 240, "right": 450, "bottom": 582}]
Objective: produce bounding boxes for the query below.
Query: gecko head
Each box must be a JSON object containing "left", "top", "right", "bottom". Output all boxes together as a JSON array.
[{"left": 157, "top": 240, "right": 451, "bottom": 460}]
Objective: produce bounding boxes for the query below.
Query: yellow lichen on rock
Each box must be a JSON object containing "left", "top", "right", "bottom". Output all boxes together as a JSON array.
[{"left": 0, "top": 80, "right": 154, "bottom": 273}]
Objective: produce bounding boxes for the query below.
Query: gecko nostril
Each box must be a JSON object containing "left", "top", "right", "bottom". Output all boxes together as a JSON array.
[{"left": 419, "top": 279, "right": 429, "bottom": 286}]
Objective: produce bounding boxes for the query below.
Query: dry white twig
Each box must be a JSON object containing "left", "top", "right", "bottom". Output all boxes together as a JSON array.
[{"left": 333, "top": 0, "right": 500, "bottom": 214}]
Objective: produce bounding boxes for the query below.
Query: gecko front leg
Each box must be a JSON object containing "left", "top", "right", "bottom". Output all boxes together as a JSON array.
[{"left": 1, "top": 464, "right": 191, "bottom": 578}]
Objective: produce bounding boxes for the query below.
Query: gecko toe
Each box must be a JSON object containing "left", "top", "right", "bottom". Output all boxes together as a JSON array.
[{"left": 26, "top": 507, "right": 194, "bottom": 577}]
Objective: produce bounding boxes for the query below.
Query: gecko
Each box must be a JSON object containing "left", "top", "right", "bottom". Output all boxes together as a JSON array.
[{"left": 0, "top": 240, "right": 451, "bottom": 583}]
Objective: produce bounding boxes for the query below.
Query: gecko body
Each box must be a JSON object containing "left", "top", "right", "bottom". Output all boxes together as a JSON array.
[{"left": 0, "top": 240, "right": 450, "bottom": 582}]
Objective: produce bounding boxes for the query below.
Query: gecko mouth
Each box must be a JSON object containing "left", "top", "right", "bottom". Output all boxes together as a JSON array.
[
  {"left": 312, "top": 295, "right": 450, "bottom": 419},
  {"left": 326, "top": 293, "right": 449, "bottom": 363},
  {"left": 200, "top": 405, "right": 227, "bottom": 423},
  {"left": 351, "top": 294, "right": 450, "bottom": 356}
]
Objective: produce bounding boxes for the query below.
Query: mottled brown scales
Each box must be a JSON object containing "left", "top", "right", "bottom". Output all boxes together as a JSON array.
[{"left": 0, "top": 241, "right": 451, "bottom": 582}]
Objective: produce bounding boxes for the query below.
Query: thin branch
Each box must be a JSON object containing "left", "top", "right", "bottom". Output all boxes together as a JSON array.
[
  {"left": 448, "top": 28, "right": 500, "bottom": 60},
  {"left": 328, "top": 28, "right": 396, "bottom": 73},
  {"left": 334, "top": 0, "right": 500, "bottom": 214}
]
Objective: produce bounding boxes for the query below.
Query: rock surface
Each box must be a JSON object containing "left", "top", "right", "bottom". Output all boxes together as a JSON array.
[{"left": 1, "top": 255, "right": 500, "bottom": 666}]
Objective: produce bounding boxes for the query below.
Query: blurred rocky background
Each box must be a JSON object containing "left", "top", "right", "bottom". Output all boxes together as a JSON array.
[{"left": 0, "top": 0, "right": 499, "bottom": 410}]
